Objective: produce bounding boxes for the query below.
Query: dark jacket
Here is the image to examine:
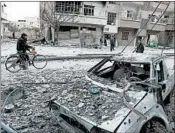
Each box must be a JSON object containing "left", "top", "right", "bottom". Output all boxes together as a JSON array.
[
  {"left": 111, "top": 38, "right": 115, "bottom": 47},
  {"left": 136, "top": 43, "right": 144, "bottom": 53},
  {"left": 17, "top": 37, "right": 32, "bottom": 53}
]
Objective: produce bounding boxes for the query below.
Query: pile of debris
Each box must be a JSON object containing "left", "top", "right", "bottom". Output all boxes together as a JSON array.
[{"left": 53, "top": 75, "right": 143, "bottom": 125}]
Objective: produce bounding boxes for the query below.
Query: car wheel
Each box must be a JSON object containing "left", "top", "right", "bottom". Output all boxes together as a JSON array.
[{"left": 140, "top": 119, "right": 168, "bottom": 133}]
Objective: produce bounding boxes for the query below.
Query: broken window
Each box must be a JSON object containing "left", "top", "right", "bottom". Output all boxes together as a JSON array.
[
  {"left": 122, "top": 31, "right": 129, "bottom": 40},
  {"left": 59, "top": 26, "right": 78, "bottom": 32},
  {"left": 127, "top": 10, "right": 133, "bottom": 19},
  {"left": 81, "top": 27, "right": 96, "bottom": 31},
  {"left": 92, "top": 58, "right": 150, "bottom": 81},
  {"left": 148, "top": 14, "right": 158, "bottom": 22},
  {"left": 164, "top": 15, "right": 169, "bottom": 18},
  {"left": 98, "top": 61, "right": 114, "bottom": 72},
  {"left": 55, "top": 1, "right": 81, "bottom": 14},
  {"left": 84, "top": 5, "right": 94, "bottom": 16},
  {"left": 109, "top": 1, "right": 116, "bottom": 4},
  {"left": 107, "top": 12, "right": 116, "bottom": 25}
]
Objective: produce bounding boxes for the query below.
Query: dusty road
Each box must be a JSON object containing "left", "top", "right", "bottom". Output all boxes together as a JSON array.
[{"left": 1, "top": 59, "right": 174, "bottom": 133}]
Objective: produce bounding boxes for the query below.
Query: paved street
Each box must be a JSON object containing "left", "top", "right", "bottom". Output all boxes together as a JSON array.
[{"left": 1, "top": 42, "right": 174, "bottom": 58}]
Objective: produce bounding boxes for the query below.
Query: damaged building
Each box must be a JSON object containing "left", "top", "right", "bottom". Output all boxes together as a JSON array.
[{"left": 40, "top": 1, "right": 174, "bottom": 48}]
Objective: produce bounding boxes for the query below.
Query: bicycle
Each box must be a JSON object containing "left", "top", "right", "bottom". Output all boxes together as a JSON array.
[{"left": 5, "top": 48, "right": 47, "bottom": 73}]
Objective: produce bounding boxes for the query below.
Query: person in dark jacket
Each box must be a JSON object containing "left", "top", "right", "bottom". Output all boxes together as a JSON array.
[
  {"left": 110, "top": 36, "right": 115, "bottom": 51},
  {"left": 17, "top": 33, "right": 34, "bottom": 69},
  {"left": 12, "top": 32, "right": 15, "bottom": 39},
  {"left": 136, "top": 39, "right": 144, "bottom": 53}
]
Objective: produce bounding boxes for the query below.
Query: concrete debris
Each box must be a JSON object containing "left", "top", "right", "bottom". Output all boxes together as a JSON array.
[
  {"left": 1, "top": 63, "right": 174, "bottom": 133},
  {"left": 38, "top": 88, "right": 47, "bottom": 93},
  {"left": 102, "top": 115, "right": 110, "bottom": 121},
  {"left": 78, "top": 103, "right": 85, "bottom": 108},
  {"left": 61, "top": 90, "right": 68, "bottom": 96},
  {"left": 4, "top": 104, "right": 15, "bottom": 113}
]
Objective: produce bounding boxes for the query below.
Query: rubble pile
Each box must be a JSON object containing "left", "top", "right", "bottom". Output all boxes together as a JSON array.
[
  {"left": 1, "top": 69, "right": 87, "bottom": 133},
  {"left": 53, "top": 75, "right": 141, "bottom": 125},
  {"left": 1, "top": 62, "right": 174, "bottom": 133}
]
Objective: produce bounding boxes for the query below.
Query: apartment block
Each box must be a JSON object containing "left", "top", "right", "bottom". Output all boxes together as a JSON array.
[
  {"left": 40, "top": 1, "right": 174, "bottom": 47},
  {"left": 1, "top": 2, "right": 8, "bottom": 38}
]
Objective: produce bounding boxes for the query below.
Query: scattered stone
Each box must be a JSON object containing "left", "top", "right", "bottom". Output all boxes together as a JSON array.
[
  {"left": 35, "top": 113, "right": 43, "bottom": 118},
  {"left": 170, "top": 122, "right": 175, "bottom": 128},
  {"left": 4, "top": 104, "right": 14, "bottom": 113},
  {"left": 43, "top": 115, "right": 51, "bottom": 120},
  {"left": 67, "top": 94, "right": 73, "bottom": 99},
  {"left": 38, "top": 88, "right": 47, "bottom": 93},
  {"left": 67, "top": 98, "right": 72, "bottom": 102},
  {"left": 102, "top": 115, "right": 109, "bottom": 121},
  {"left": 62, "top": 90, "right": 67, "bottom": 95},
  {"left": 26, "top": 110, "right": 33, "bottom": 116},
  {"left": 15, "top": 102, "right": 22, "bottom": 108},
  {"left": 78, "top": 103, "right": 84, "bottom": 108},
  {"left": 42, "top": 84, "right": 50, "bottom": 88},
  {"left": 41, "top": 103, "right": 47, "bottom": 108},
  {"left": 89, "top": 113, "right": 94, "bottom": 116},
  {"left": 101, "top": 106, "right": 106, "bottom": 109}
]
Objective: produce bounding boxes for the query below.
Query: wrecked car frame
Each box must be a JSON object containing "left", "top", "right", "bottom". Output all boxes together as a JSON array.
[{"left": 49, "top": 53, "right": 174, "bottom": 133}]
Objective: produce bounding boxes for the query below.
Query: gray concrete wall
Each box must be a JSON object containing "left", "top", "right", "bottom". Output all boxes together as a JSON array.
[{"left": 116, "top": 28, "right": 137, "bottom": 46}]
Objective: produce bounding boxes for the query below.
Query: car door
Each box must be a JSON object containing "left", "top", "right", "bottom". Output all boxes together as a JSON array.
[
  {"left": 154, "top": 60, "right": 172, "bottom": 100},
  {"left": 162, "top": 60, "right": 174, "bottom": 100}
]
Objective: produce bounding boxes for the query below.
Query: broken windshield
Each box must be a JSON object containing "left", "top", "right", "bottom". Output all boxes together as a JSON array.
[{"left": 88, "top": 59, "right": 151, "bottom": 91}]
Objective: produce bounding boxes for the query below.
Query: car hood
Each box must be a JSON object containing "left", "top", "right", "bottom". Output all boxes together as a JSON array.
[{"left": 52, "top": 74, "right": 147, "bottom": 132}]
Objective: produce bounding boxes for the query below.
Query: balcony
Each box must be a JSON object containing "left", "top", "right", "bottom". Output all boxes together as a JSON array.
[
  {"left": 147, "top": 22, "right": 166, "bottom": 31},
  {"left": 165, "top": 24, "right": 174, "bottom": 31},
  {"left": 56, "top": 14, "right": 107, "bottom": 26},
  {"left": 1, "top": 12, "right": 7, "bottom": 20},
  {"left": 119, "top": 19, "right": 141, "bottom": 29}
]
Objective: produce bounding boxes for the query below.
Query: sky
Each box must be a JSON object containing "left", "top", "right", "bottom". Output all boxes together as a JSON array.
[{"left": 4, "top": 2, "right": 39, "bottom": 21}]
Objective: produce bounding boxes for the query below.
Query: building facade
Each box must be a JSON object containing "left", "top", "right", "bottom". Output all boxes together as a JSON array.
[
  {"left": 1, "top": 2, "right": 8, "bottom": 38},
  {"left": 40, "top": 1, "right": 174, "bottom": 47},
  {"left": 9, "top": 17, "right": 40, "bottom": 29}
]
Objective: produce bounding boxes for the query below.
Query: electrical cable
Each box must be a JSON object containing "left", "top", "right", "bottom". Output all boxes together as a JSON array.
[
  {"left": 120, "top": 2, "right": 162, "bottom": 53},
  {"left": 141, "top": 2, "right": 171, "bottom": 44},
  {"left": 133, "top": 2, "right": 171, "bottom": 53}
]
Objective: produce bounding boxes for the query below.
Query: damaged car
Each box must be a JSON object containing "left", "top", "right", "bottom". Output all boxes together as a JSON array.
[{"left": 49, "top": 53, "right": 174, "bottom": 133}]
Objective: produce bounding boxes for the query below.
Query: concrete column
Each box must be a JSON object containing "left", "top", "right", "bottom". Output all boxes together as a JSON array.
[
  {"left": 133, "top": 38, "right": 136, "bottom": 47},
  {"left": 51, "top": 27, "right": 54, "bottom": 42}
]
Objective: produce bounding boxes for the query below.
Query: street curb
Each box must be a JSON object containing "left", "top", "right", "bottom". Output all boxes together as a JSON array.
[
  {"left": 1, "top": 53, "right": 174, "bottom": 64},
  {"left": 1, "top": 55, "right": 111, "bottom": 64},
  {"left": 44, "top": 55, "right": 111, "bottom": 61}
]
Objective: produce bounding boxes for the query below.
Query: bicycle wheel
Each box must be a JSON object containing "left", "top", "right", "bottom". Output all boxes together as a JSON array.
[
  {"left": 5, "top": 56, "right": 21, "bottom": 73},
  {"left": 32, "top": 54, "right": 47, "bottom": 69}
]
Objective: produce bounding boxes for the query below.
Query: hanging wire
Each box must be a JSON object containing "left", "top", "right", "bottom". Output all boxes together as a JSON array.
[
  {"left": 141, "top": 2, "right": 171, "bottom": 44},
  {"left": 120, "top": 2, "right": 162, "bottom": 53},
  {"left": 132, "top": 2, "right": 171, "bottom": 53}
]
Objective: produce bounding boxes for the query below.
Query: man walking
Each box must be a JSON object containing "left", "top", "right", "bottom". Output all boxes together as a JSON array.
[
  {"left": 100, "top": 36, "right": 103, "bottom": 49},
  {"left": 110, "top": 36, "right": 115, "bottom": 51},
  {"left": 136, "top": 39, "right": 144, "bottom": 53}
]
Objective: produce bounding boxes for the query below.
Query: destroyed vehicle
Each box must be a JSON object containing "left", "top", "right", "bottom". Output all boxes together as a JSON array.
[{"left": 49, "top": 53, "right": 174, "bottom": 133}]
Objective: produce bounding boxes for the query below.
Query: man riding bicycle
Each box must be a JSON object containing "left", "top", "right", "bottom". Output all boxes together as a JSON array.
[{"left": 17, "top": 33, "right": 34, "bottom": 70}]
